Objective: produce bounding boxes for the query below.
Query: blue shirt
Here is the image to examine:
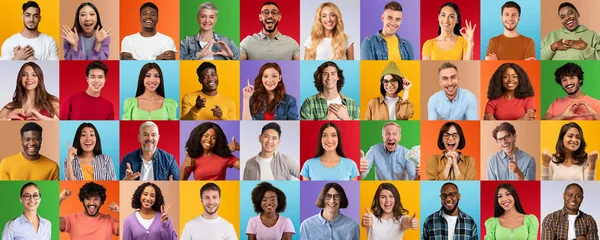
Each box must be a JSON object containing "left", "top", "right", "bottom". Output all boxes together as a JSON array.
[
  {"left": 486, "top": 149, "right": 536, "bottom": 180},
  {"left": 249, "top": 93, "right": 298, "bottom": 120},
  {"left": 2, "top": 214, "right": 51, "bottom": 240},
  {"left": 427, "top": 88, "right": 478, "bottom": 120},
  {"left": 300, "top": 157, "right": 359, "bottom": 180},
  {"left": 360, "top": 31, "right": 414, "bottom": 60},
  {"left": 300, "top": 211, "right": 359, "bottom": 240},
  {"left": 422, "top": 209, "right": 479, "bottom": 240},
  {"left": 119, "top": 148, "right": 180, "bottom": 180},
  {"left": 361, "top": 143, "right": 416, "bottom": 180}
]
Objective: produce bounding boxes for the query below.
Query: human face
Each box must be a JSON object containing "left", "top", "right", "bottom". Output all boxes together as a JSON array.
[
  {"left": 559, "top": 6, "right": 579, "bottom": 31},
  {"left": 378, "top": 189, "right": 395, "bottom": 214},
  {"left": 261, "top": 191, "right": 278, "bottom": 214},
  {"left": 201, "top": 189, "right": 220, "bottom": 215},
  {"left": 438, "top": 6, "right": 457, "bottom": 32},
  {"left": 443, "top": 126, "right": 460, "bottom": 151},
  {"left": 261, "top": 68, "right": 281, "bottom": 92},
  {"left": 86, "top": 69, "right": 106, "bottom": 93},
  {"left": 259, "top": 129, "right": 280, "bottom": 154},
  {"left": 501, "top": 7, "right": 519, "bottom": 31},
  {"left": 321, "top": 126, "right": 338, "bottom": 152},
  {"left": 198, "top": 9, "right": 217, "bottom": 32},
  {"left": 140, "top": 6, "right": 158, "bottom": 31},
  {"left": 563, "top": 127, "right": 581, "bottom": 153},
  {"left": 138, "top": 126, "right": 159, "bottom": 152},
  {"left": 497, "top": 188, "right": 514, "bottom": 211},
  {"left": 259, "top": 4, "right": 280, "bottom": 33},
  {"left": 21, "top": 66, "right": 39, "bottom": 91},
  {"left": 439, "top": 67, "right": 459, "bottom": 99},
  {"left": 78, "top": 5, "right": 98, "bottom": 34},
  {"left": 144, "top": 68, "right": 161, "bottom": 93},
  {"left": 83, "top": 195, "right": 102, "bottom": 217},
  {"left": 323, "top": 187, "right": 340, "bottom": 212},
  {"left": 563, "top": 185, "right": 583, "bottom": 214},
  {"left": 22, "top": 7, "right": 41, "bottom": 31},
  {"left": 495, "top": 130, "right": 516, "bottom": 154},
  {"left": 21, "top": 185, "right": 41, "bottom": 212},
  {"left": 440, "top": 184, "right": 460, "bottom": 215},
  {"left": 560, "top": 75, "right": 581, "bottom": 96},
  {"left": 320, "top": 6, "right": 337, "bottom": 32},
  {"left": 200, "top": 68, "right": 218, "bottom": 91},
  {"left": 201, "top": 128, "right": 217, "bottom": 151},
  {"left": 21, "top": 131, "right": 41, "bottom": 158},
  {"left": 140, "top": 185, "right": 156, "bottom": 210},
  {"left": 382, "top": 125, "right": 400, "bottom": 152},
  {"left": 382, "top": 75, "right": 399, "bottom": 97},
  {"left": 381, "top": 9, "right": 402, "bottom": 36},
  {"left": 321, "top": 66, "right": 339, "bottom": 92},
  {"left": 502, "top": 68, "right": 519, "bottom": 92},
  {"left": 80, "top": 127, "right": 97, "bottom": 153}
]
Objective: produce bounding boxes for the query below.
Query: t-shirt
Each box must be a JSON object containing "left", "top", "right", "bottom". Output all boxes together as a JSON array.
[
  {"left": 181, "top": 216, "right": 237, "bottom": 240},
  {"left": 303, "top": 35, "right": 354, "bottom": 60},
  {"left": 62, "top": 212, "right": 118, "bottom": 240},
  {"left": 121, "top": 32, "right": 177, "bottom": 60},
  {"left": 486, "top": 34, "right": 536, "bottom": 60},
  {"left": 382, "top": 34, "right": 402, "bottom": 60},
  {"left": 258, "top": 156, "right": 275, "bottom": 181},
  {"left": 81, "top": 164, "right": 94, "bottom": 181},
  {"left": 60, "top": 91, "right": 115, "bottom": 120},
  {"left": 0, "top": 152, "right": 59, "bottom": 180},
  {"left": 181, "top": 91, "right": 237, "bottom": 120},
  {"left": 546, "top": 95, "right": 600, "bottom": 120},
  {"left": 140, "top": 159, "right": 154, "bottom": 181},
  {"left": 300, "top": 157, "right": 359, "bottom": 180},
  {"left": 485, "top": 97, "right": 535, "bottom": 120},
  {"left": 385, "top": 96, "right": 399, "bottom": 120},
  {"left": 0, "top": 32, "right": 59, "bottom": 60},
  {"left": 422, "top": 36, "right": 468, "bottom": 60},
  {"left": 568, "top": 213, "right": 578, "bottom": 239},
  {"left": 246, "top": 215, "right": 295, "bottom": 240},
  {"left": 198, "top": 41, "right": 215, "bottom": 60},
  {"left": 442, "top": 212, "right": 458, "bottom": 240},
  {"left": 367, "top": 214, "right": 409, "bottom": 240},
  {"left": 135, "top": 211, "right": 155, "bottom": 230},
  {"left": 193, "top": 154, "right": 239, "bottom": 180}
]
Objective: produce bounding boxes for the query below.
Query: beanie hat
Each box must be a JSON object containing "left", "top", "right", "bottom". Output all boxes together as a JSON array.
[{"left": 380, "top": 61, "right": 402, "bottom": 80}]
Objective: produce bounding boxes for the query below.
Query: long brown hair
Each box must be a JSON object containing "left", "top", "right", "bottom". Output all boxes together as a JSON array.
[
  {"left": 7, "top": 62, "right": 58, "bottom": 116},
  {"left": 249, "top": 62, "right": 286, "bottom": 116}
]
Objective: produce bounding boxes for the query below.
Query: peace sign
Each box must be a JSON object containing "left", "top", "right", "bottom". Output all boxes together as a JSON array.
[{"left": 160, "top": 204, "right": 171, "bottom": 223}]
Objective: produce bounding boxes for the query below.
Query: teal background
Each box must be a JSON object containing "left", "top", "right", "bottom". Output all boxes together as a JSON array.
[
  {"left": 540, "top": 60, "right": 600, "bottom": 115},
  {"left": 180, "top": 0, "right": 240, "bottom": 47},
  {"left": 299, "top": 60, "right": 361, "bottom": 106}
]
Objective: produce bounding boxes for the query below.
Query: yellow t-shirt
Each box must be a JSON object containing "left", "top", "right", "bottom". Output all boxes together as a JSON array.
[
  {"left": 382, "top": 34, "right": 402, "bottom": 61},
  {"left": 81, "top": 164, "right": 94, "bottom": 180},
  {"left": 181, "top": 90, "right": 238, "bottom": 120},
  {"left": 422, "top": 36, "right": 468, "bottom": 60},
  {"left": 0, "top": 152, "right": 59, "bottom": 180}
]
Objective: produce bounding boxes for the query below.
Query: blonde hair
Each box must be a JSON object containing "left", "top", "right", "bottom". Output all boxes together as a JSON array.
[{"left": 306, "top": 2, "right": 347, "bottom": 60}]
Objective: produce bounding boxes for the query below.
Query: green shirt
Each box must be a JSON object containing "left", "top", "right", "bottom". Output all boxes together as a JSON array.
[
  {"left": 541, "top": 25, "right": 600, "bottom": 60},
  {"left": 300, "top": 93, "right": 359, "bottom": 120},
  {"left": 122, "top": 97, "right": 178, "bottom": 120},
  {"left": 484, "top": 214, "right": 539, "bottom": 240}
]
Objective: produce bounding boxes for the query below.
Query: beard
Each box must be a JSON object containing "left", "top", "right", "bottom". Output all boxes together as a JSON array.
[
  {"left": 261, "top": 20, "right": 279, "bottom": 33},
  {"left": 204, "top": 204, "right": 219, "bottom": 215},
  {"left": 83, "top": 203, "right": 100, "bottom": 217},
  {"left": 24, "top": 23, "right": 38, "bottom": 31},
  {"left": 564, "top": 84, "right": 581, "bottom": 96},
  {"left": 442, "top": 199, "right": 459, "bottom": 215}
]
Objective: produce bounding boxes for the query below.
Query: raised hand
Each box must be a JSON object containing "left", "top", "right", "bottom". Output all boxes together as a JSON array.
[
  {"left": 59, "top": 188, "right": 72, "bottom": 201},
  {"left": 409, "top": 212, "right": 419, "bottom": 230},
  {"left": 402, "top": 77, "right": 412, "bottom": 90},
  {"left": 125, "top": 162, "right": 141, "bottom": 180},
  {"left": 414, "top": 166, "right": 421, "bottom": 180},
  {"left": 95, "top": 25, "right": 112, "bottom": 44},
  {"left": 67, "top": 140, "right": 78, "bottom": 162},
  {"left": 169, "top": 175, "right": 173, "bottom": 181},
  {"left": 61, "top": 25, "right": 79, "bottom": 49},
  {"left": 228, "top": 136, "right": 239, "bottom": 152},
  {"left": 108, "top": 202, "right": 119, "bottom": 213},
  {"left": 559, "top": 102, "right": 578, "bottom": 119},
  {"left": 588, "top": 150, "right": 598, "bottom": 169},
  {"left": 160, "top": 205, "right": 171, "bottom": 222},
  {"left": 579, "top": 101, "right": 599, "bottom": 119},
  {"left": 446, "top": 151, "right": 458, "bottom": 166},
  {"left": 359, "top": 150, "right": 368, "bottom": 173},
  {"left": 214, "top": 40, "right": 234, "bottom": 58},
  {"left": 459, "top": 20, "right": 476, "bottom": 45},
  {"left": 195, "top": 95, "right": 207, "bottom": 110},
  {"left": 7, "top": 108, "right": 26, "bottom": 120},
  {"left": 243, "top": 79, "right": 255, "bottom": 99},
  {"left": 361, "top": 208, "right": 373, "bottom": 229},
  {"left": 211, "top": 105, "right": 223, "bottom": 119},
  {"left": 542, "top": 149, "right": 553, "bottom": 166}
]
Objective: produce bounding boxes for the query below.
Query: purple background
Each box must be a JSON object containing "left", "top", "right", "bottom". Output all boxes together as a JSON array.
[
  {"left": 300, "top": 181, "right": 360, "bottom": 223},
  {"left": 239, "top": 60, "right": 301, "bottom": 118},
  {"left": 179, "top": 120, "right": 240, "bottom": 180},
  {"left": 360, "top": 0, "right": 421, "bottom": 59}
]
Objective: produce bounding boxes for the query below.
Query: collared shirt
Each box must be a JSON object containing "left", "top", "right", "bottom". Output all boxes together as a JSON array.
[
  {"left": 300, "top": 93, "right": 360, "bottom": 120},
  {"left": 486, "top": 149, "right": 536, "bottom": 180},
  {"left": 427, "top": 88, "right": 478, "bottom": 120},
  {"left": 362, "top": 143, "right": 416, "bottom": 180},
  {"left": 360, "top": 31, "right": 414, "bottom": 60},
  {"left": 426, "top": 153, "right": 476, "bottom": 180},
  {"left": 364, "top": 97, "right": 414, "bottom": 120},
  {"left": 63, "top": 154, "right": 117, "bottom": 180},
  {"left": 180, "top": 31, "right": 240, "bottom": 60},
  {"left": 300, "top": 211, "right": 359, "bottom": 240},
  {"left": 542, "top": 208, "right": 599, "bottom": 240},
  {"left": 422, "top": 208, "right": 478, "bottom": 240},
  {"left": 1, "top": 214, "right": 51, "bottom": 240},
  {"left": 240, "top": 31, "right": 300, "bottom": 60},
  {"left": 119, "top": 148, "right": 180, "bottom": 180}
]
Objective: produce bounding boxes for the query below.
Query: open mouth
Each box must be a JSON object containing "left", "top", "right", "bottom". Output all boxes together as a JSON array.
[
  {"left": 83, "top": 142, "right": 94, "bottom": 148},
  {"left": 203, "top": 142, "right": 213, "bottom": 148},
  {"left": 87, "top": 205, "right": 97, "bottom": 212},
  {"left": 565, "top": 84, "right": 575, "bottom": 91},
  {"left": 265, "top": 20, "right": 275, "bottom": 28},
  {"left": 442, "top": 23, "right": 451, "bottom": 27},
  {"left": 445, "top": 85, "right": 456, "bottom": 92},
  {"left": 447, "top": 143, "right": 456, "bottom": 149},
  {"left": 505, "top": 82, "right": 516, "bottom": 88},
  {"left": 324, "top": 142, "right": 335, "bottom": 148},
  {"left": 207, "top": 81, "right": 217, "bottom": 88},
  {"left": 386, "top": 140, "right": 396, "bottom": 148},
  {"left": 264, "top": 81, "right": 275, "bottom": 88},
  {"left": 566, "top": 20, "right": 574, "bottom": 28},
  {"left": 147, "top": 82, "right": 158, "bottom": 88}
]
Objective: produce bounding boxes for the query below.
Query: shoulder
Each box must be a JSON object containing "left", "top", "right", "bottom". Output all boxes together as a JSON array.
[
  {"left": 181, "top": 35, "right": 197, "bottom": 43},
  {"left": 123, "top": 149, "right": 141, "bottom": 159},
  {"left": 39, "top": 33, "right": 57, "bottom": 42},
  {"left": 484, "top": 217, "right": 499, "bottom": 227},
  {"left": 342, "top": 95, "right": 358, "bottom": 105},
  {"left": 122, "top": 33, "right": 138, "bottom": 41},
  {"left": 283, "top": 93, "right": 297, "bottom": 102},
  {"left": 424, "top": 38, "right": 436, "bottom": 46},
  {"left": 124, "top": 97, "right": 137, "bottom": 105},
  {"left": 163, "top": 98, "right": 178, "bottom": 106},
  {"left": 524, "top": 214, "right": 539, "bottom": 224},
  {"left": 156, "top": 32, "right": 174, "bottom": 41},
  {"left": 362, "top": 34, "right": 377, "bottom": 44},
  {"left": 461, "top": 88, "right": 477, "bottom": 98},
  {"left": 156, "top": 148, "right": 175, "bottom": 158},
  {"left": 40, "top": 155, "right": 58, "bottom": 166},
  {"left": 398, "top": 36, "right": 412, "bottom": 45}
]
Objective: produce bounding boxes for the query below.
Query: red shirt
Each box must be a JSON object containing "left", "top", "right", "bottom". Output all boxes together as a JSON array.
[
  {"left": 193, "top": 154, "right": 238, "bottom": 180},
  {"left": 263, "top": 112, "right": 275, "bottom": 120},
  {"left": 60, "top": 91, "right": 115, "bottom": 120}
]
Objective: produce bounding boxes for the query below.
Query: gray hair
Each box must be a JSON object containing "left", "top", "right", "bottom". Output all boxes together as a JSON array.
[
  {"left": 381, "top": 122, "right": 401, "bottom": 135},
  {"left": 139, "top": 121, "right": 159, "bottom": 135},
  {"left": 198, "top": 2, "right": 218, "bottom": 17}
]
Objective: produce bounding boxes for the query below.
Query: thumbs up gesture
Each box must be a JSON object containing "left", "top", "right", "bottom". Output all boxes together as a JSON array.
[
  {"left": 408, "top": 212, "right": 419, "bottom": 230},
  {"left": 124, "top": 162, "right": 141, "bottom": 180},
  {"left": 359, "top": 150, "right": 369, "bottom": 173},
  {"left": 508, "top": 155, "right": 520, "bottom": 173},
  {"left": 362, "top": 208, "right": 373, "bottom": 229},
  {"left": 228, "top": 136, "right": 240, "bottom": 152}
]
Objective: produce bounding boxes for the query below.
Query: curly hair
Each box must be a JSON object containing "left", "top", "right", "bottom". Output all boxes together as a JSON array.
[
  {"left": 6, "top": 62, "right": 59, "bottom": 116},
  {"left": 553, "top": 122, "right": 587, "bottom": 166},
  {"left": 131, "top": 182, "right": 165, "bottom": 213},
  {"left": 487, "top": 63, "right": 535, "bottom": 100},
  {"left": 493, "top": 183, "right": 526, "bottom": 218},
  {"left": 72, "top": 122, "right": 103, "bottom": 156},
  {"left": 554, "top": 62, "right": 584, "bottom": 86},
  {"left": 250, "top": 63, "right": 287, "bottom": 116},
  {"left": 135, "top": 62, "right": 165, "bottom": 98},
  {"left": 78, "top": 182, "right": 107, "bottom": 205},
  {"left": 313, "top": 61, "right": 345, "bottom": 93},
  {"left": 437, "top": 2, "right": 462, "bottom": 36},
  {"left": 185, "top": 122, "right": 232, "bottom": 159},
  {"left": 370, "top": 183, "right": 408, "bottom": 222},
  {"left": 306, "top": 2, "right": 348, "bottom": 60},
  {"left": 250, "top": 182, "right": 287, "bottom": 214}
]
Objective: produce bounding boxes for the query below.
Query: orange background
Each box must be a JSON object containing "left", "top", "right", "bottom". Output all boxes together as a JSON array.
[
  {"left": 541, "top": 0, "right": 600, "bottom": 40},
  {"left": 0, "top": 0, "right": 60, "bottom": 53},
  {"left": 0, "top": 121, "right": 59, "bottom": 163},
  {"left": 420, "top": 120, "right": 481, "bottom": 180}
]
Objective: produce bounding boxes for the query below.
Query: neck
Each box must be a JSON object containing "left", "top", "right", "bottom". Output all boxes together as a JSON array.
[
  {"left": 21, "top": 152, "right": 40, "bottom": 161},
  {"left": 380, "top": 31, "right": 395, "bottom": 38},
  {"left": 504, "top": 147, "right": 518, "bottom": 158},
  {"left": 324, "top": 30, "right": 333, "bottom": 38},
  {"left": 439, "top": 30, "right": 454, "bottom": 39},
  {"left": 141, "top": 90, "right": 160, "bottom": 98},
  {"left": 142, "top": 149, "right": 156, "bottom": 161},
  {"left": 567, "top": 90, "right": 585, "bottom": 99},
  {"left": 268, "top": 91, "right": 275, "bottom": 100},
  {"left": 199, "top": 29, "right": 213, "bottom": 41},
  {"left": 321, "top": 89, "right": 339, "bottom": 100},
  {"left": 503, "top": 91, "right": 515, "bottom": 99},
  {"left": 140, "top": 207, "right": 155, "bottom": 216},
  {"left": 381, "top": 212, "right": 393, "bottom": 220},
  {"left": 201, "top": 89, "right": 217, "bottom": 97},
  {"left": 565, "top": 151, "right": 573, "bottom": 160},
  {"left": 322, "top": 209, "right": 339, "bottom": 222},
  {"left": 202, "top": 212, "right": 218, "bottom": 219},
  {"left": 21, "top": 28, "right": 40, "bottom": 38},
  {"left": 202, "top": 149, "right": 213, "bottom": 156},
  {"left": 565, "top": 207, "right": 578, "bottom": 215},
  {"left": 503, "top": 28, "right": 520, "bottom": 37},
  {"left": 81, "top": 30, "right": 94, "bottom": 38},
  {"left": 261, "top": 212, "right": 278, "bottom": 219},
  {"left": 260, "top": 151, "right": 274, "bottom": 158},
  {"left": 502, "top": 207, "right": 520, "bottom": 217},
  {"left": 321, "top": 151, "right": 340, "bottom": 159},
  {"left": 85, "top": 88, "right": 101, "bottom": 97},
  {"left": 262, "top": 29, "right": 278, "bottom": 39},
  {"left": 25, "top": 90, "right": 36, "bottom": 103},
  {"left": 386, "top": 93, "right": 399, "bottom": 98},
  {"left": 80, "top": 151, "right": 95, "bottom": 159},
  {"left": 140, "top": 29, "right": 157, "bottom": 37},
  {"left": 448, "top": 208, "right": 459, "bottom": 216},
  {"left": 23, "top": 210, "right": 38, "bottom": 222},
  {"left": 445, "top": 93, "right": 457, "bottom": 102}
]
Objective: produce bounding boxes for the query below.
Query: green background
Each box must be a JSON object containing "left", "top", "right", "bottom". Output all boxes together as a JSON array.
[
  {"left": 0, "top": 181, "right": 59, "bottom": 240},
  {"left": 180, "top": 0, "right": 240, "bottom": 47},
  {"left": 541, "top": 60, "right": 600, "bottom": 115},
  {"left": 360, "top": 120, "right": 421, "bottom": 180}
]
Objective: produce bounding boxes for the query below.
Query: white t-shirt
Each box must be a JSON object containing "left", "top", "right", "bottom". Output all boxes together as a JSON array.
[
  {"left": 385, "top": 96, "right": 399, "bottom": 120},
  {"left": 367, "top": 214, "right": 408, "bottom": 240},
  {"left": 0, "top": 32, "right": 59, "bottom": 60},
  {"left": 568, "top": 212, "right": 579, "bottom": 239},
  {"left": 181, "top": 216, "right": 238, "bottom": 240},
  {"left": 303, "top": 35, "right": 354, "bottom": 60},
  {"left": 442, "top": 212, "right": 458, "bottom": 240},
  {"left": 140, "top": 159, "right": 154, "bottom": 181},
  {"left": 121, "top": 32, "right": 177, "bottom": 60},
  {"left": 135, "top": 211, "right": 155, "bottom": 230},
  {"left": 258, "top": 155, "right": 275, "bottom": 181},
  {"left": 198, "top": 41, "right": 214, "bottom": 60}
]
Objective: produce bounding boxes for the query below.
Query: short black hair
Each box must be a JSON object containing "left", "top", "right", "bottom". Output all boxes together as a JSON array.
[
  {"left": 261, "top": 122, "right": 282, "bottom": 137},
  {"left": 20, "top": 122, "right": 43, "bottom": 137},
  {"left": 501, "top": 1, "right": 521, "bottom": 15},
  {"left": 316, "top": 182, "right": 349, "bottom": 209},
  {"left": 20, "top": 182, "right": 40, "bottom": 196},
  {"left": 131, "top": 182, "right": 165, "bottom": 213},
  {"left": 251, "top": 182, "right": 287, "bottom": 214},
  {"left": 313, "top": 61, "right": 345, "bottom": 93},
  {"left": 78, "top": 182, "right": 107, "bottom": 205},
  {"left": 441, "top": 182, "right": 459, "bottom": 192},
  {"left": 140, "top": 2, "right": 159, "bottom": 16},
  {"left": 554, "top": 62, "right": 584, "bottom": 86},
  {"left": 565, "top": 183, "right": 584, "bottom": 194},
  {"left": 22, "top": 1, "right": 40, "bottom": 13},
  {"left": 261, "top": 1, "right": 280, "bottom": 10},
  {"left": 558, "top": 2, "right": 578, "bottom": 15},
  {"left": 86, "top": 61, "right": 108, "bottom": 77},
  {"left": 196, "top": 62, "right": 217, "bottom": 79},
  {"left": 200, "top": 182, "right": 221, "bottom": 197},
  {"left": 437, "top": 122, "right": 466, "bottom": 150},
  {"left": 72, "top": 122, "right": 103, "bottom": 156},
  {"left": 384, "top": 1, "right": 402, "bottom": 12}
]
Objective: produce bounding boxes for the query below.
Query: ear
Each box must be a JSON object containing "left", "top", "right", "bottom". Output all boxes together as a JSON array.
[{"left": 381, "top": 14, "right": 385, "bottom": 23}]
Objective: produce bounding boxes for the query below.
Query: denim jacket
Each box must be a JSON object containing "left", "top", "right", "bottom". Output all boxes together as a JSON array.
[
  {"left": 250, "top": 93, "right": 298, "bottom": 120},
  {"left": 119, "top": 148, "right": 180, "bottom": 180},
  {"left": 180, "top": 31, "right": 240, "bottom": 60},
  {"left": 360, "top": 30, "right": 414, "bottom": 60}
]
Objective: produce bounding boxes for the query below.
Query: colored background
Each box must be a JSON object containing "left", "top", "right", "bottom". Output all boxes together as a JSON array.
[
  {"left": 239, "top": 60, "right": 300, "bottom": 118},
  {"left": 0, "top": 181, "right": 59, "bottom": 240},
  {"left": 59, "top": 121, "right": 120, "bottom": 180},
  {"left": 299, "top": 0, "right": 361, "bottom": 60},
  {"left": 479, "top": 60, "right": 541, "bottom": 120},
  {"left": 119, "top": 120, "right": 180, "bottom": 168},
  {"left": 119, "top": 60, "right": 181, "bottom": 119},
  {"left": 179, "top": 181, "right": 240, "bottom": 238},
  {"left": 420, "top": 120, "right": 481, "bottom": 180},
  {"left": 179, "top": 120, "right": 240, "bottom": 180},
  {"left": 0, "top": 61, "right": 59, "bottom": 112},
  {"left": 179, "top": 60, "right": 240, "bottom": 120},
  {"left": 299, "top": 60, "right": 361, "bottom": 107},
  {"left": 179, "top": 0, "right": 240, "bottom": 47},
  {"left": 239, "top": 121, "right": 300, "bottom": 180},
  {"left": 359, "top": 181, "right": 421, "bottom": 240},
  {"left": 479, "top": 0, "right": 541, "bottom": 59},
  {"left": 419, "top": 0, "right": 481, "bottom": 60},
  {"left": 541, "top": 181, "right": 600, "bottom": 228},
  {"left": 0, "top": 121, "right": 60, "bottom": 164},
  {"left": 480, "top": 121, "right": 541, "bottom": 180},
  {"left": 359, "top": 120, "right": 421, "bottom": 180},
  {"left": 300, "top": 181, "right": 360, "bottom": 223},
  {"left": 59, "top": 0, "right": 120, "bottom": 60},
  {"left": 240, "top": 0, "right": 300, "bottom": 44},
  {"left": 119, "top": 0, "right": 180, "bottom": 59},
  {"left": 540, "top": 0, "right": 600, "bottom": 41},
  {"left": 240, "top": 181, "right": 301, "bottom": 240},
  {"left": 360, "top": 60, "right": 421, "bottom": 120},
  {"left": 59, "top": 60, "right": 120, "bottom": 120},
  {"left": 359, "top": 0, "right": 421, "bottom": 60}
]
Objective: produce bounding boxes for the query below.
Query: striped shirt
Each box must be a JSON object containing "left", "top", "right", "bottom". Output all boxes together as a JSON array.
[
  {"left": 422, "top": 208, "right": 478, "bottom": 240},
  {"left": 300, "top": 93, "right": 360, "bottom": 120},
  {"left": 542, "top": 208, "right": 599, "bottom": 240},
  {"left": 63, "top": 154, "right": 117, "bottom": 180}
]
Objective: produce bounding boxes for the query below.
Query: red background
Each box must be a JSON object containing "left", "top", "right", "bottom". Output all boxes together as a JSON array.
[
  {"left": 59, "top": 60, "right": 120, "bottom": 120},
  {"left": 240, "top": 0, "right": 300, "bottom": 43},
  {"left": 119, "top": 120, "right": 180, "bottom": 166}
]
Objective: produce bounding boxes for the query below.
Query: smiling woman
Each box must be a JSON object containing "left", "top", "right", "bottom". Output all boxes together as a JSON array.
[
  {"left": 484, "top": 183, "right": 538, "bottom": 240},
  {"left": 1, "top": 182, "right": 51, "bottom": 240},
  {"left": 542, "top": 122, "right": 598, "bottom": 180},
  {"left": 426, "top": 122, "right": 476, "bottom": 180},
  {"left": 62, "top": 2, "right": 111, "bottom": 60},
  {"left": 121, "top": 62, "right": 178, "bottom": 120},
  {"left": 246, "top": 182, "right": 295, "bottom": 240},
  {"left": 123, "top": 182, "right": 177, "bottom": 240},
  {"left": 63, "top": 122, "right": 116, "bottom": 181}
]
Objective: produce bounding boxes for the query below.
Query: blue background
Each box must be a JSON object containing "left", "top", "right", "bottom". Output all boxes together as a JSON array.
[{"left": 299, "top": 60, "right": 361, "bottom": 107}]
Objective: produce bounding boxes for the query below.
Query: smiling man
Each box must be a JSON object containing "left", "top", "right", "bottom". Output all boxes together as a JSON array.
[
  {"left": 120, "top": 2, "right": 177, "bottom": 60},
  {"left": 60, "top": 61, "right": 115, "bottom": 120},
  {"left": 486, "top": 122, "right": 536, "bottom": 180},
  {"left": 427, "top": 62, "right": 478, "bottom": 120},
  {"left": 542, "top": 183, "right": 598, "bottom": 240},
  {"left": 484, "top": 1, "right": 536, "bottom": 60},
  {"left": 361, "top": 1, "right": 414, "bottom": 60},
  {"left": 181, "top": 62, "right": 237, "bottom": 120},
  {"left": 422, "top": 182, "right": 478, "bottom": 240},
  {"left": 181, "top": 183, "right": 237, "bottom": 240},
  {"left": 543, "top": 62, "right": 600, "bottom": 120},
  {"left": 243, "top": 122, "right": 299, "bottom": 180}
]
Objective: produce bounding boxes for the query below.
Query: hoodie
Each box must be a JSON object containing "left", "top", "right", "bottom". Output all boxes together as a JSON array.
[{"left": 540, "top": 25, "right": 600, "bottom": 60}]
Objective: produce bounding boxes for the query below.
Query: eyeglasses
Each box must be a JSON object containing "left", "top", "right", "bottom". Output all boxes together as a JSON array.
[
  {"left": 261, "top": 10, "right": 280, "bottom": 17},
  {"left": 440, "top": 192, "right": 458, "bottom": 199},
  {"left": 565, "top": 193, "right": 583, "bottom": 200},
  {"left": 21, "top": 193, "right": 41, "bottom": 200},
  {"left": 325, "top": 194, "right": 340, "bottom": 200},
  {"left": 495, "top": 134, "right": 512, "bottom": 143},
  {"left": 443, "top": 133, "right": 460, "bottom": 139},
  {"left": 382, "top": 80, "right": 399, "bottom": 85}
]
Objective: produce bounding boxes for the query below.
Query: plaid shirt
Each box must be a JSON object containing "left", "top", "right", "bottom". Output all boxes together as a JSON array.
[
  {"left": 422, "top": 208, "right": 478, "bottom": 240},
  {"left": 542, "top": 208, "right": 599, "bottom": 240},
  {"left": 300, "top": 93, "right": 360, "bottom": 120}
]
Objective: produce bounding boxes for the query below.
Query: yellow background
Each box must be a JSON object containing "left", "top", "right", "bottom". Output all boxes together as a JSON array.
[
  {"left": 179, "top": 60, "right": 240, "bottom": 120},
  {"left": 360, "top": 61, "right": 421, "bottom": 120},
  {"left": 0, "top": 0, "right": 60, "bottom": 53},
  {"left": 179, "top": 181, "right": 240, "bottom": 238},
  {"left": 360, "top": 181, "right": 421, "bottom": 240},
  {"left": 540, "top": 120, "right": 600, "bottom": 180}
]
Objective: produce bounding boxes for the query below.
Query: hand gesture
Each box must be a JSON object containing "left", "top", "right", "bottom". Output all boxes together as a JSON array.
[
  {"left": 402, "top": 77, "right": 412, "bottom": 90},
  {"left": 459, "top": 20, "right": 476, "bottom": 45},
  {"left": 243, "top": 79, "right": 254, "bottom": 99},
  {"left": 211, "top": 105, "right": 223, "bottom": 119},
  {"left": 195, "top": 95, "right": 206, "bottom": 110},
  {"left": 169, "top": 175, "right": 173, "bottom": 181},
  {"left": 108, "top": 202, "right": 119, "bottom": 213},
  {"left": 328, "top": 104, "right": 350, "bottom": 120},
  {"left": 197, "top": 40, "right": 215, "bottom": 59},
  {"left": 228, "top": 136, "right": 239, "bottom": 152},
  {"left": 542, "top": 149, "right": 553, "bottom": 165},
  {"left": 186, "top": 151, "right": 196, "bottom": 168},
  {"left": 414, "top": 166, "right": 421, "bottom": 180},
  {"left": 484, "top": 53, "right": 498, "bottom": 60},
  {"left": 7, "top": 108, "right": 26, "bottom": 120},
  {"left": 579, "top": 101, "right": 599, "bottom": 119},
  {"left": 214, "top": 40, "right": 234, "bottom": 58},
  {"left": 518, "top": 109, "right": 536, "bottom": 120},
  {"left": 94, "top": 25, "right": 113, "bottom": 44},
  {"left": 409, "top": 212, "right": 419, "bottom": 230},
  {"left": 568, "top": 38, "right": 588, "bottom": 50},
  {"left": 156, "top": 51, "right": 174, "bottom": 60},
  {"left": 446, "top": 151, "right": 458, "bottom": 166},
  {"left": 551, "top": 38, "right": 570, "bottom": 52},
  {"left": 13, "top": 45, "right": 34, "bottom": 60},
  {"left": 359, "top": 150, "right": 368, "bottom": 173},
  {"left": 25, "top": 108, "right": 46, "bottom": 120},
  {"left": 588, "top": 150, "right": 598, "bottom": 168},
  {"left": 59, "top": 188, "right": 72, "bottom": 201},
  {"left": 559, "top": 102, "right": 578, "bottom": 119},
  {"left": 508, "top": 155, "right": 520, "bottom": 173},
  {"left": 160, "top": 205, "right": 171, "bottom": 222},
  {"left": 524, "top": 57, "right": 537, "bottom": 61},
  {"left": 362, "top": 208, "right": 373, "bottom": 228},
  {"left": 61, "top": 25, "right": 79, "bottom": 49},
  {"left": 125, "top": 162, "right": 141, "bottom": 180},
  {"left": 67, "top": 140, "right": 78, "bottom": 162}
]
